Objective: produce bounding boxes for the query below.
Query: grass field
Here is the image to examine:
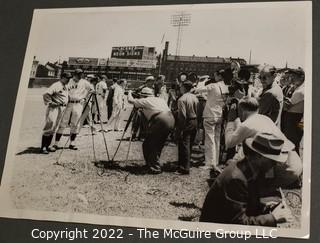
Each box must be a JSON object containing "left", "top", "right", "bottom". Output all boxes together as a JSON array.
[{"left": 8, "top": 88, "right": 301, "bottom": 228}]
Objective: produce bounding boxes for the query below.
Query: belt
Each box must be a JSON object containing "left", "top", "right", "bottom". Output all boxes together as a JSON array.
[
  {"left": 49, "top": 103, "right": 66, "bottom": 107},
  {"left": 69, "top": 100, "right": 81, "bottom": 104}
]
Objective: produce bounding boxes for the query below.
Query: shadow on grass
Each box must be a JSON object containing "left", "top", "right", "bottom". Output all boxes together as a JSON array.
[
  {"left": 94, "top": 160, "right": 149, "bottom": 175},
  {"left": 169, "top": 201, "right": 200, "bottom": 210},
  {"left": 16, "top": 147, "right": 41, "bottom": 155}
]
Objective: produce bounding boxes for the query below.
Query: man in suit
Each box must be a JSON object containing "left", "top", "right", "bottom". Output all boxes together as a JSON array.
[{"left": 200, "top": 132, "right": 294, "bottom": 226}]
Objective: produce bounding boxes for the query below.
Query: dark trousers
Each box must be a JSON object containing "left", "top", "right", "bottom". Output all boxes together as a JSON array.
[
  {"left": 142, "top": 112, "right": 175, "bottom": 168},
  {"left": 282, "top": 112, "right": 303, "bottom": 154},
  {"left": 107, "top": 101, "right": 113, "bottom": 119},
  {"left": 178, "top": 121, "right": 197, "bottom": 172}
]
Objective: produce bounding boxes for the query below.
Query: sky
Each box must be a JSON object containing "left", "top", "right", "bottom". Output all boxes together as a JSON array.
[{"left": 31, "top": 2, "right": 311, "bottom": 68}]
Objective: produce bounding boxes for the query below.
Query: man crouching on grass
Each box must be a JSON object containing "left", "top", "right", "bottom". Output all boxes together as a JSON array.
[
  {"left": 200, "top": 132, "right": 294, "bottom": 226},
  {"left": 128, "top": 87, "right": 175, "bottom": 174}
]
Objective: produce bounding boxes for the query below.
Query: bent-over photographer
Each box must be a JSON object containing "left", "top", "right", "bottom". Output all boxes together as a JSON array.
[{"left": 127, "top": 87, "right": 175, "bottom": 174}]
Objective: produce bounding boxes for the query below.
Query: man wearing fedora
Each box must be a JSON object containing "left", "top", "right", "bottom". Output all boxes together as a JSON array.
[
  {"left": 224, "top": 96, "right": 302, "bottom": 191},
  {"left": 176, "top": 80, "right": 199, "bottom": 175},
  {"left": 128, "top": 87, "right": 175, "bottom": 174},
  {"left": 200, "top": 132, "right": 294, "bottom": 226}
]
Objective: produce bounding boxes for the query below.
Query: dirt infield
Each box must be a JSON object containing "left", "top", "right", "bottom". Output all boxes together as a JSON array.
[{"left": 8, "top": 88, "right": 301, "bottom": 227}]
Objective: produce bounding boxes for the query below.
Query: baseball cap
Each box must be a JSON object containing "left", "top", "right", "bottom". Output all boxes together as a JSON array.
[
  {"left": 74, "top": 68, "right": 83, "bottom": 74},
  {"left": 61, "top": 72, "right": 72, "bottom": 79}
]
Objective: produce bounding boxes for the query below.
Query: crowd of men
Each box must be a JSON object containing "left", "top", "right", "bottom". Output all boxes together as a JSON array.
[{"left": 40, "top": 63, "right": 305, "bottom": 227}]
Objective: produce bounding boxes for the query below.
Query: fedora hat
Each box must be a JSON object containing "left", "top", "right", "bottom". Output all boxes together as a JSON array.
[
  {"left": 139, "top": 87, "right": 154, "bottom": 97},
  {"left": 245, "top": 132, "right": 294, "bottom": 163}
]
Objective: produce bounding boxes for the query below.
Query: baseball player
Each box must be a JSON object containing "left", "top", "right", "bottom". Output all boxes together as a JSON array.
[
  {"left": 41, "top": 72, "right": 71, "bottom": 154},
  {"left": 54, "top": 69, "right": 94, "bottom": 150},
  {"left": 94, "top": 75, "right": 108, "bottom": 123},
  {"left": 106, "top": 79, "right": 126, "bottom": 131}
]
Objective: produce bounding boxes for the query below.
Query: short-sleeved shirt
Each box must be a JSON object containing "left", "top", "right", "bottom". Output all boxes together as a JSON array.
[
  {"left": 288, "top": 83, "right": 304, "bottom": 114},
  {"left": 43, "top": 81, "right": 68, "bottom": 106},
  {"left": 67, "top": 78, "right": 93, "bottom": 101},
  {"left": 96, "top": 81, "right": 108, "bottom": 96},
  {"left": 132, "top": 97, "right": 170, "bottom": 121}
]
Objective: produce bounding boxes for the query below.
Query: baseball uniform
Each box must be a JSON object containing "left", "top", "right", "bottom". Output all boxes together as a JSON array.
[{"left": 41, "top": 80, "right": 68, "bottom": 152}]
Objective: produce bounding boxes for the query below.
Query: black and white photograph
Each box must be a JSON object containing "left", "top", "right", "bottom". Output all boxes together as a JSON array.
[{"left": 0, "top": 1, "right": 312, "bottom": 239}]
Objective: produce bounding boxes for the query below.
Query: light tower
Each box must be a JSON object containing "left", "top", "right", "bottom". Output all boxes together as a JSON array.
[{"left": 171, "top": 12, "right": 191, "bottom": 57}]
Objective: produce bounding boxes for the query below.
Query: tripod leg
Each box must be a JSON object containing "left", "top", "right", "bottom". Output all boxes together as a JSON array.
[
  {"left": 89, "top": 106, "right": 97, "bottom": 163},
  {"left": 125, "top": 127, "right": 134, "bottom": 163},
  {"left": 93, "top": 94, "right": 110, "bottom": 161},
  {"left": 55, "top": 93, "right": 94, "bottom": 165},
  {"left": 111, "top": 107, "right": 136, "bottom": 162}
]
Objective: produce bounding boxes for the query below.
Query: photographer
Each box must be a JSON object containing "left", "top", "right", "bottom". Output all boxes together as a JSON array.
[
  {"left": 127, "top": 87, "right": 175, "bottom": 174},
  {"left": 130, "top": 76, "right": 155, "bottom": 140},
  {"left": 224, "top": 97, "right": 302, "bottom": 192}
]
